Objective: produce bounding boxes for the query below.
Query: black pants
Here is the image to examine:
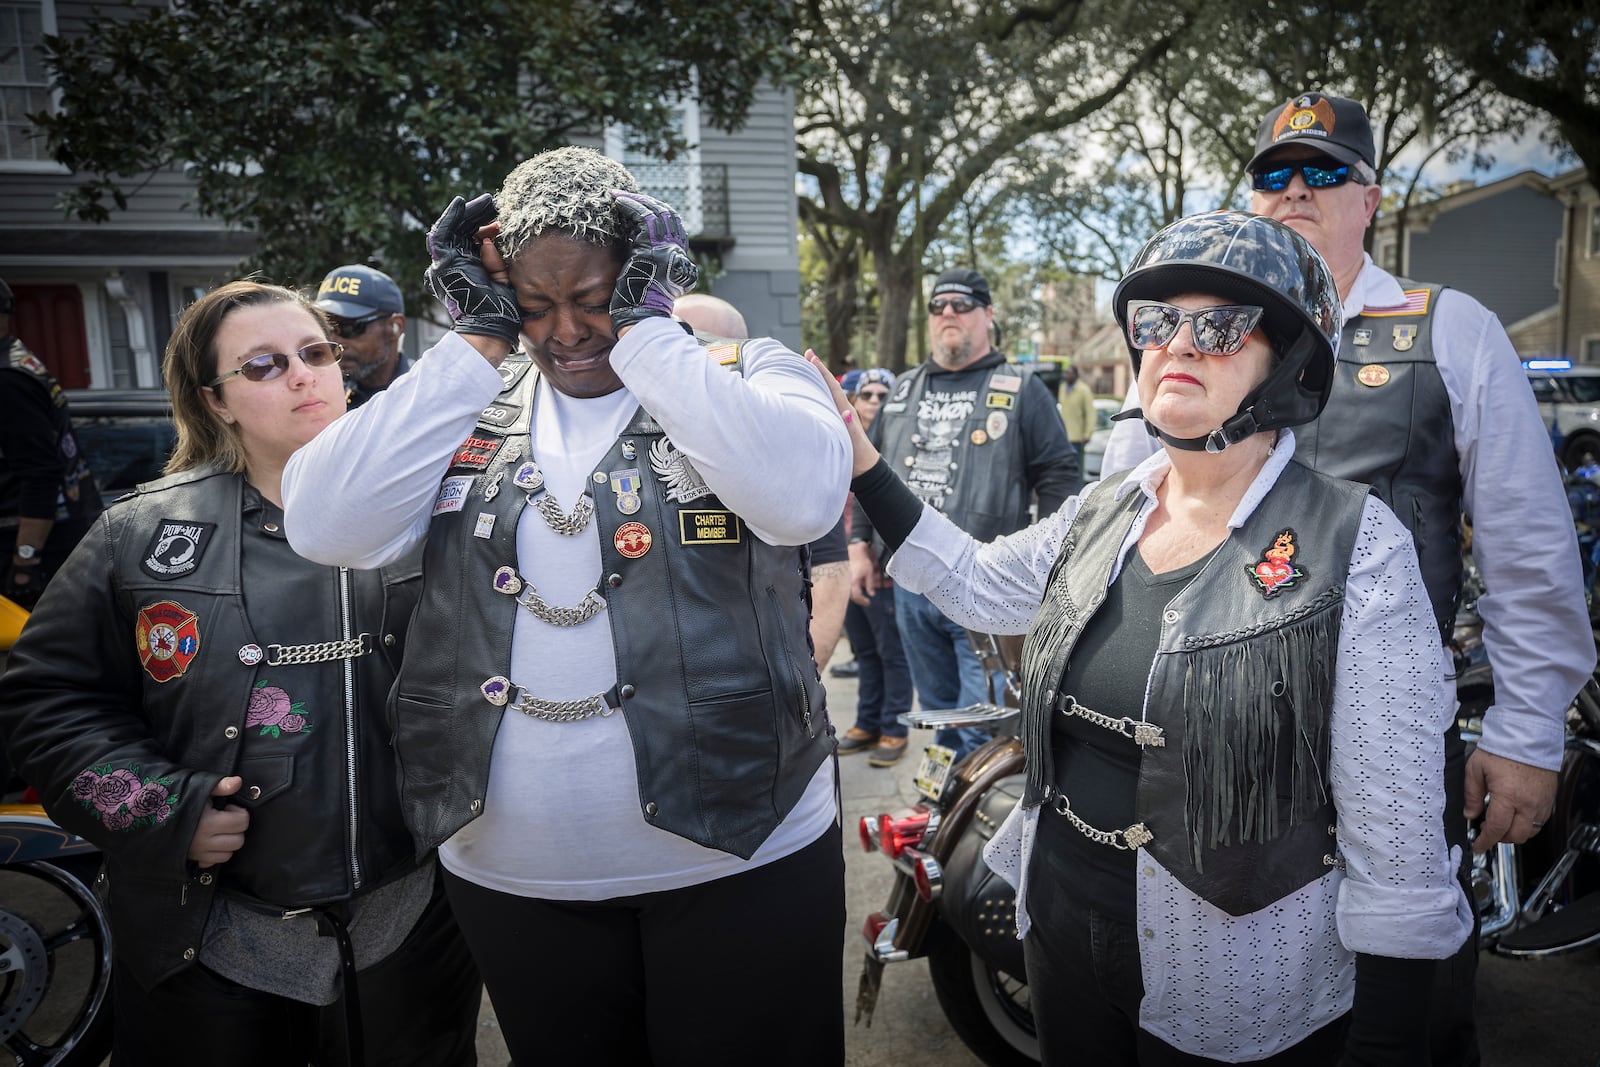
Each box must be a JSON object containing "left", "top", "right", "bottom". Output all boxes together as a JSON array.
[
  {"left": 842, "top": 586, "right": 913, "bottom": 738},
  {"left": 1023, "top": 870, "right": 1350, "bottom": 1066},
  {"left": 111, "top": 872, "right": 482, "bottom": 1067},
  {"left": 444, "top": 821, "right": 846, "bottom": 1067}
]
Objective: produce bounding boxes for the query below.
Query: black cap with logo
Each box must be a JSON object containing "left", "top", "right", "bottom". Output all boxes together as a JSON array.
[
  {"left": 930, "top": 268, "right": 992, "bottom": 308},
  {"left": 1248, "top": 92, "right": 1376, "bottom": 172}
]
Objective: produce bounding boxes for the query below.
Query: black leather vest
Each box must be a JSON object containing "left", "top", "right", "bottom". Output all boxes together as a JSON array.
[
  {"left": 0, "top": 335, "right": 102, "bottom": 526},
  {"left": 394, "top": 347, "right": 832, "bottom": 861},
  {"left": 877, "top": 359, "right": 1035, "bottom": 543},
  {"left": 1293, "top": 282, "right": 1460, "bottom": 634},
  {"left": 1018, "top": 461, "right": 1368, "bottom": 915}
]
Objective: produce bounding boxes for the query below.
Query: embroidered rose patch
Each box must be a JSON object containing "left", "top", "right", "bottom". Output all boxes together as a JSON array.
[
  {"left": 71, "top": 765, "right": 177, "bottom": 830},
  {"left": 245, "top": 681, "right": 312, "bottom": 737}
]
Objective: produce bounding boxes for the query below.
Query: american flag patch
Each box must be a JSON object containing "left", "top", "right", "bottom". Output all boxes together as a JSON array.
[{"left": 1361, "top": 289, "right": 1431, "bottom": 317}]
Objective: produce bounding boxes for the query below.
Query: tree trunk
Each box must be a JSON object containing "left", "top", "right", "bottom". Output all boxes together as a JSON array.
[
  {"left": 874, "top": 249, "right": 919, "bottom": 374},
  {"left": 821, "top": 247, "right": 859, "bottom": 373}
]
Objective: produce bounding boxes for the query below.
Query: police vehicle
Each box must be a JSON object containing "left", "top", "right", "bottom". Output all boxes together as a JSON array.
[{"left": 1525, "top": 360, "right": 1600, "bottom": 472}]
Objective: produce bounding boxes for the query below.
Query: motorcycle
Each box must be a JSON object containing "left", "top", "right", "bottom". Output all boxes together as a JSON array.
[
  {"left": 0, "top": 594, "right": 115, "bottom": 1067},
  {"left": 855, "top": 632, "right": 1037, "bottom": 1067}
]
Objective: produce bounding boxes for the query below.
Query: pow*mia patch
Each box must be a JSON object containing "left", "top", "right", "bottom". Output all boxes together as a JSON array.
[
  {"left": 140, "top": 521, "right": 217, "bottom": 580},
  {"left": 136, "top": 600, "right": 201, "bottom": 683}
]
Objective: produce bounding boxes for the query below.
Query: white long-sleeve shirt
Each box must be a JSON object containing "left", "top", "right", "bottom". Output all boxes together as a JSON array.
[
  {"left": 1099, "top": 256, "right": 1595, "bottom": 770},
  {"left": 283, "top": 318, "right": 851, "bottom": 897},
  {"left": 887, "top": 434, "right": 1473, "bottom": 1061}
]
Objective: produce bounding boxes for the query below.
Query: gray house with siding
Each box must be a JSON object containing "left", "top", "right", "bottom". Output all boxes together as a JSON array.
[{"left": 1, "top": 0, "right": 800, "bottom": 390}]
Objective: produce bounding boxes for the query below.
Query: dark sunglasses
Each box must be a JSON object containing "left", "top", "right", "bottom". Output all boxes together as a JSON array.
[
  {"left": 858, "top": 389, "right": 890, "bottom": 401},
  {"left": 1250, "top": 159, "right": 1367, "bottom": 192},
  {"left": 331, "top": 311, "right": 393, "bottom": 338},
  {"left": 1126, "top": 301, "right": 1264, "bottom": 357},
  {"left": 928, "top": 296, "right": 981, "bottom": 316},
  {"left": 207, "top": 341, "right": 345, "bottom": 386}
]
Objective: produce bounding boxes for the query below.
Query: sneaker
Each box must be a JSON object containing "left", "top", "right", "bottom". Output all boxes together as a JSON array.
[
  {"left": 867, "top": 736, "right": 909, "bottom": 767},
  {"left": 829, "top": 659, "right": 860, "bottom": 678},
  {"left": 837, "top": 728, "right": 878, "bottom": 755}
]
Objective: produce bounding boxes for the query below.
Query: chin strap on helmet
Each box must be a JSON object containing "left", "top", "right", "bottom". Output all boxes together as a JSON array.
[{"left": 1111, "top": 406, "right": 1262, "bottom": 454}]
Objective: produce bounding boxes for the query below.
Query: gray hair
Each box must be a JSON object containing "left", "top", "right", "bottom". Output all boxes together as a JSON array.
[{"left": 494, "top": 146, "right": 640, "bottom": 259}]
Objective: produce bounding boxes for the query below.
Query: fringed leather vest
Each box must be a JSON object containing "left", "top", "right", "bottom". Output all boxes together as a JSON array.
[{"left": 1019, "top": 460, "right": 1370, "bottom": 914}]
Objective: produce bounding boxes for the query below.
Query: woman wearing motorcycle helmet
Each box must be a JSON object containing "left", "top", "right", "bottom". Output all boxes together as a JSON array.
[
  {"left": 0, "top": 281, "right": 481, "bottom": 1065},
  {"left": 815, "top": 211, "right": 1471, "bottom": 1064}
]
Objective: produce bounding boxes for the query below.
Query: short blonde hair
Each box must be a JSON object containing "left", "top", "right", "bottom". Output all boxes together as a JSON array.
[
  {"left": 163, "top": 281, "right": 329, "bottom": 474},
  {"left": 494, "top": 146, "right": 640, "bottom": 260}
]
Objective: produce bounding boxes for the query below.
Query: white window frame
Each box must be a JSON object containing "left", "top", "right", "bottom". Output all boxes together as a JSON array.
[{"left": 0, "top": 0, "right": 68, "bottom": 173}]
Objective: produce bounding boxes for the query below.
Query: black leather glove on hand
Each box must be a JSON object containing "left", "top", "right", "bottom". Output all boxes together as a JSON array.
[
  {"left": 3, "top": 560, "right": 42, "bottom": 610},
  {"left": 609, "top": 190, "right": 699, "bottom": 334},
  {"left": 424, "top": 194, "right": 522, "bottom": 344}
]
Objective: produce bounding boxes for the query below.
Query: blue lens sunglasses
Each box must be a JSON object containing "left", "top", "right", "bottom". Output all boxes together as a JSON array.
[{"left": 1251, "top": 160, "right": 1368, "bottom": 193}]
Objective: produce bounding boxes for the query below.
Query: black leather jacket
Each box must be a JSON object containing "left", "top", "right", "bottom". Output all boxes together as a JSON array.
[{"left": 0, "top": 464, "right": 423, "bottom": 990}]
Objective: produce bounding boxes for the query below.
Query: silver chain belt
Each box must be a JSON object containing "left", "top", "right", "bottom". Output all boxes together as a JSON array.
[
  {"left": 530, "top": 490, "right": 594, "bottom": 536},
  {"left": 493, "top": 567, "right": 606, "bottom": 627},
  {"left": 1047, "top": 790, "right": 1154, "bottom": 851},
  {"left": 1057, "top": 694, "right": 1165, "bottom": 747},
  {"left": 265, "top": 633, "right": 372, "bottom": 666}
]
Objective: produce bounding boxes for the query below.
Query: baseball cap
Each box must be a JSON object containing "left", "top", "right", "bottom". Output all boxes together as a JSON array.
[
  {"left": 1248, "top": 92, "right": 1376, "bottom": 172},
  {"left": 930, "top": 268, "right": 992, "bottom": 308},
  {"left": 313, "top": 265, "right": 404, "bottom": 319}
]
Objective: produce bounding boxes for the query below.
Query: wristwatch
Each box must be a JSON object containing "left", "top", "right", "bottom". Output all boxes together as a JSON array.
[{"left": 14, "top": 544, "right": 39, "bottom": 561}]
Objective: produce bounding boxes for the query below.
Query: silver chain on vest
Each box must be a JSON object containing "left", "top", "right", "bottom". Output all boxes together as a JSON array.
[
  {"left": 530, "top": 490, "right": 594, "bottom": 536},
  {"left": 1056, "top": 693, "right": 1166, "bottom": 747},
  {"left": 1046, "top": 788, "right": 1154, "bottom": 851},
  {"left": 508, "top": 687, "right": 615, "bottom": 722},
  {"left": 265, "top": 634, "right": 372, "bottom": 666}
]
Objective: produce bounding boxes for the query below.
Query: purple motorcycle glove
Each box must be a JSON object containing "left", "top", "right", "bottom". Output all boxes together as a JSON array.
[
  {"left": 609, "top": 190, "right": 699, "bottom": 334},
  {"left": 424, "top": 193, "right": 522, "bottom": 344}
]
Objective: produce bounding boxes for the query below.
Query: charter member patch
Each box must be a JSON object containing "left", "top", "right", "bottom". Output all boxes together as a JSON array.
[{"left": 679, "top": 510, "right": 742, "bottom": 545}]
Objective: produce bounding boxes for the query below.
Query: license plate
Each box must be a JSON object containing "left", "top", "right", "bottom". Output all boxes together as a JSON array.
[{"left": 912, "top": 743, "right": 957, "bottom": 801}]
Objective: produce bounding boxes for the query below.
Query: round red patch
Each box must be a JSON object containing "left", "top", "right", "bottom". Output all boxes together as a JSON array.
[{"left": 614, "top": 522, "right": 653, "bottom": 559}]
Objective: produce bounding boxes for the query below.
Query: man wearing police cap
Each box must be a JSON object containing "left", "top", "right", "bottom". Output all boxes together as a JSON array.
[
  {"left": 850, "top": 267, "right": 1078, "bottom": 763},
  {"left": 1101, "top": 91, "right": 1593, "bottom": 1064},
  {"left": 313, "top": 264, "right": 409, "bottom": 406}
]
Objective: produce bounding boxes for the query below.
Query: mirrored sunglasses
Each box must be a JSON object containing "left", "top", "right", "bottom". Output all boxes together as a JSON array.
[
  {"left": 1250, "top": 159, "right": 1365, "bottom": 192},
  {"left": 207, "top": 341, "right": 345, "bottom": 386},
  {"left": 928, "top": 296, "right": 980, "bottom": 316},
  {"left": 1126, "top": 301, "right": 1264, "bottom": 357},
  {"left": 331, "top": 311, "right": 393, "bottom": 338}
]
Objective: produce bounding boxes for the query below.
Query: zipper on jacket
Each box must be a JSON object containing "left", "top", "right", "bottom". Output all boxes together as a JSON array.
[{"left": 339, "top": 566, "right": 362, "bottom": 891}]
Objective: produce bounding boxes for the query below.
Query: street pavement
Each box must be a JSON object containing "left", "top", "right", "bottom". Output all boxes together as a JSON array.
[{"left": 471, "top": 641, "right": 1600, "bottom": 1066}]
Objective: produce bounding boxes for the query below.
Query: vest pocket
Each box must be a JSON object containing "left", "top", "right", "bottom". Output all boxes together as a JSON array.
[{"left": 764, "top": 587, "right": 815, "bottom": 737}]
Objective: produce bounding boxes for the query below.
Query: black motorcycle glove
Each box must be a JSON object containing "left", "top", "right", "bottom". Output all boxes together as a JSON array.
[
  {"left": 424, "top": 194, "right": 523, "bottom": 344},
  {"left": 3, "top": 558, "right": 42, "bottom": 610},
  {"left": 609, "top": 190, "right": 699, "bottom": 334}
]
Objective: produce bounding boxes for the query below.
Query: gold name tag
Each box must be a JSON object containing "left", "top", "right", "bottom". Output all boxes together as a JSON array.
[{"left": 679, "top": 510, "right": 742, "bottom": 544}]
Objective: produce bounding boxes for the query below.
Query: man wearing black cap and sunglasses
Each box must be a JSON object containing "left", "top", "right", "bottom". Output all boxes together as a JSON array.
[
  {"left": 850, "top": 267, "right": 1078, "bottom": 764},
  {"left": 1102, "top": 91, "right": 1593, "bottom": 1065},
  {"left": 313, "top": 264, "right": 410, "bottom": 407}
]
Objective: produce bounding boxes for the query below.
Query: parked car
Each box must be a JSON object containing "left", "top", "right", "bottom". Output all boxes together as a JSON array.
[
  {"left": 1525, "top": 361, "right": 1600, "bottom": 472},
  {"left": 66, "top": 389, "right": 177, "bottom": 499},
  {"left": 1081, "top": 396, "right": 1121, "bottom": 480}
]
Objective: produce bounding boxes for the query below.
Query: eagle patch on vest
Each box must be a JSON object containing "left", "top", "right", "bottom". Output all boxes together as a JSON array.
[
  {"left": 649, "top": 438, "right": 712, "bottom": 504},
  {"left": 1248, "top": 528, "right": 1306, "bottom": 599},
  {"left": 140, "top": 520, "right": 216, "bottom": 579}
]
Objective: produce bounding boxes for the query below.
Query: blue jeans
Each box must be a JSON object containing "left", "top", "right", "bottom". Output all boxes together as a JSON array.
[
  {"left": 842, "top": 588, "right": 912, "bottom": 739},
  {"left": 892, "top": 585, "right": 997, "bottom": 760}
]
